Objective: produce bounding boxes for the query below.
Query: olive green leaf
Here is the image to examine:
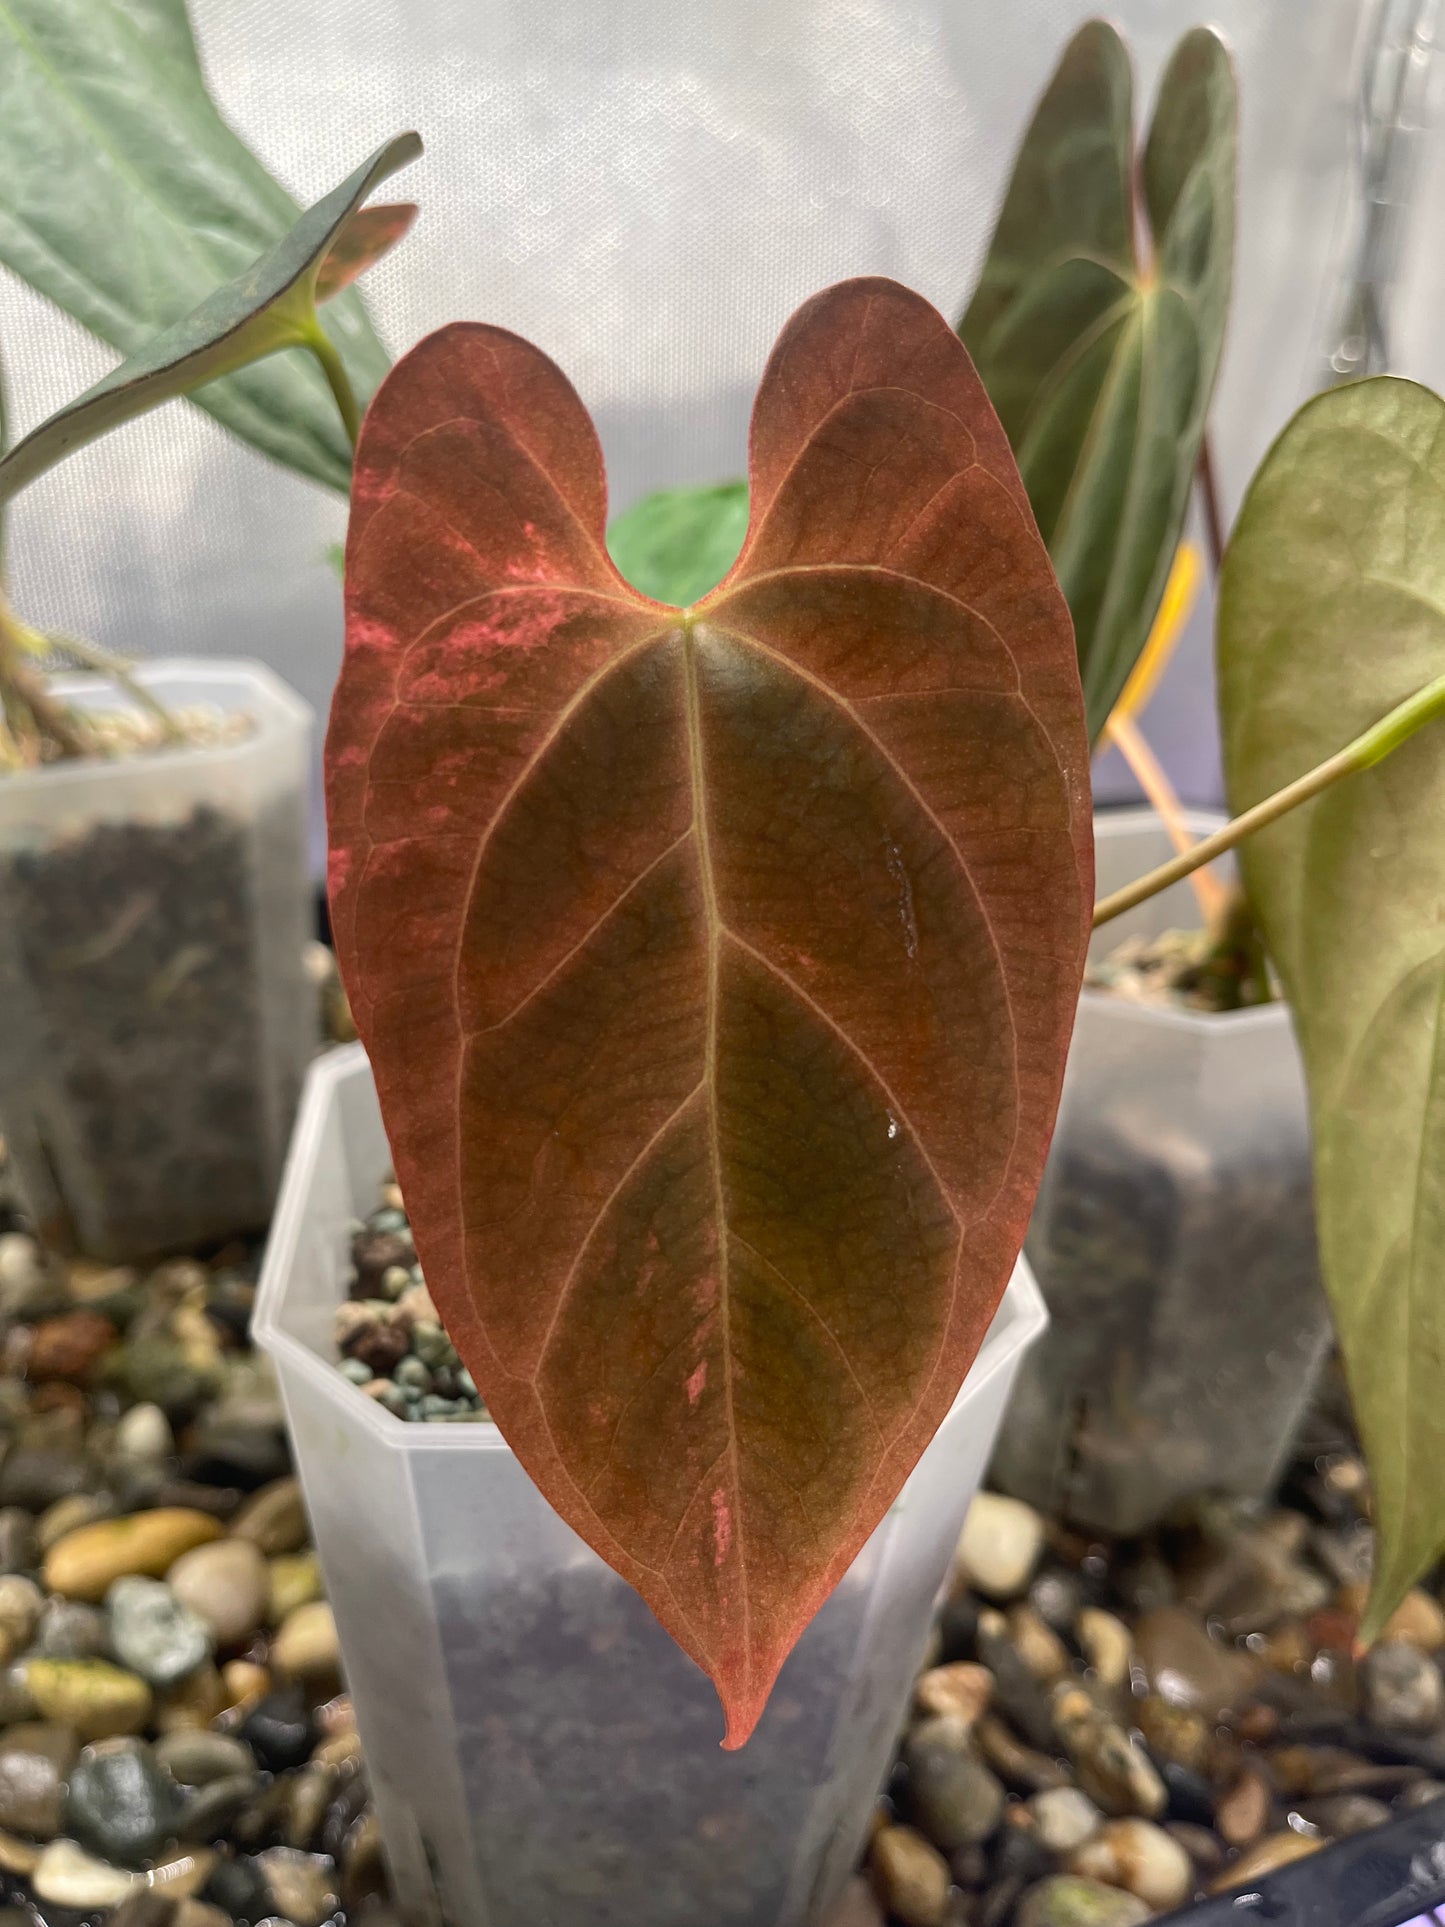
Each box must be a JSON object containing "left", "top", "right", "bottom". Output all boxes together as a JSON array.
[
  {"left": 1218, "top": 376, "right": 1445, "bottom": 1637},
  {"left": 0, "top": 0, "right": 395, "bottom": 492},
  {"left": 606, "top": 479, "right": 749, "bottom": 605},
  {"left": 960, "top": 20, "right": 1236, "bottom": 741},
  {"left": 0, "top": 136, "right": 421, "bottom": 506}
]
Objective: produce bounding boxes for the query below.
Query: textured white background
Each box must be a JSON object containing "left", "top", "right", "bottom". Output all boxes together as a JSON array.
[{"left": 0, "top": 0, "right": 1376, "bottom": 838}]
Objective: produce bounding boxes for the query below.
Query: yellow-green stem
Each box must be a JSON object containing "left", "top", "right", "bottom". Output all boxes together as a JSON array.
[
  {"left": 304, "top": 323, "right": 361, "bottom": 449},
  {"left": 1093, "top": 672, "right": 1445, "bottom": 928}
]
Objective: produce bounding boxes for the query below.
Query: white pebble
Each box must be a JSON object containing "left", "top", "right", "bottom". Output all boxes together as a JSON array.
[{"left": 954, "top": 1492, "right": 1045, "bottom": 1600}]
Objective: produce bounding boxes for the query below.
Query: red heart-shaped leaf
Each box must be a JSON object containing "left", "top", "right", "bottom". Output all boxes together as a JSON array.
[{"left": 326, "top": 278, "right": 1092, "bottom": 1746}]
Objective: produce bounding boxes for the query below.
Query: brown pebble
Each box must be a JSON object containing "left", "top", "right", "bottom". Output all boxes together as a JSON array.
[
  {"left": 1134, "top": 1694, "right": 1210, "bottom": 1774},
  {"left": 974, "top": 1714, "right": 1070, "bottom": 1793},
  {"left": 1235, "top": 1703, "right": 1280, "bottom": 1746},
  {"left": 1132, "top": 1607, "right": 1252, "bottom": 1719},
  {"left": 1166, "top": 1822, "right": 1225, "bottom": 1874},
  {"left": 26, "top": 1311, "right": 117, "bottom": 1384},
  {"left": 870, "top": 1824, "right": 951, "bottom": 1927},
  {"left": 350, "top": 1325, "right": 409, "bottom": 1378},
  {"left": 1216, "top": 1766, "right": 1270, "bottom": 1848},
  {"left": 1007, "top": 1604, "right": 1071, "bottom": 1684},
  {"left": 351, "top": 1230, "right": 413, "bottom": 1293},
  {"left": 1052, "top": 1686, "right": 1166, "bottom": 1819},
  {"left": 915, "top": 1663, "right": 992, "bottom": 1729},
  {"left": 1209, "top": 1831, "right": 1321, "bottom": 1893},
  {"left": 220, "top": 1660, "right": 269, "bottom": 1713},
  {"left": 1297, "top": 1793, "right": 1393, "bottom": 1838}
]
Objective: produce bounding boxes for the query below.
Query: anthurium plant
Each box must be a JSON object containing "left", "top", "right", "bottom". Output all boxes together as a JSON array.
[{"left": 8, "top": 13, "right": 1445, "bottom": 1750}]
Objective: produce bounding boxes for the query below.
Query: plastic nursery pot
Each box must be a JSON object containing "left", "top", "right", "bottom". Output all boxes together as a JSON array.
[
  {"left": 990, "top": 806, "right": 1332, "bottom": 1538},
  {"left": 254, "top": 1043, "right": 1048, "bottom": 1927},
  {"left": 0, "top": 658, "right": 315, "bottom": 1261}
]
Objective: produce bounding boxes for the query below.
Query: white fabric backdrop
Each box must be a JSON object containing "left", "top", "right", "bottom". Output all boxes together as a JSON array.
[{"left": 0, "top": 0, "right": 1377, "bottom": 845}]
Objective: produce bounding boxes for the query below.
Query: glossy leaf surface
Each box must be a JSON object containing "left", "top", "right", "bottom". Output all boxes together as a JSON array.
[
  {"left": 960, "top": 20, "right": 1235, "bottom": 741},
  {"left": 1218, "top": 377, "right": 1445, "bottom": 1636},
  {"left": 0, "top": 0, "right": 394, "bottom": 491},
  {"left": 327, "top": 278, "right": 1092, "bottom": 1744},
  {"left": 607, "top": 480, "right": 749, "bottom": 605},
  {"left": 0, "top": 137, "right": 420, "bottom": 505}
]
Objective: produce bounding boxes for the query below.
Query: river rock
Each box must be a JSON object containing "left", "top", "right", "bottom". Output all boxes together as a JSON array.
[
  {"left": 1362, "top": 1639, "right": 1445, "bottom": 1732},
  {"left": 1132, "top": 1607, "right": 1250, "bottom": 1718},
  {"left": 824, "top": 1875, "right": 886, "bottom": 1927},
  {"left": 25, "top": 1658, "right": 151, "bottom": 1740},
  {"left": 35, "top": 1597, "right": 110, "bottom": 1660},
  {"left": 38, "top": 1494, "right": 114, "bottom": 1552},
  {"left": 154, "top": 1730, "right": 255, "bottom": 1787},
  {"left": 1400, "top": 1779, "right": 1445, "bottom": 1811},
  {"left": 28, "top": 1311, "right": 117, "bottom": 1384},
  {"left": 0, "top": 1511, "right": 36, "bottom": 1576},
  {"left": 240, "top": 1689, "right": 316, "bottom": 1773},
  {"left": 271, "top": 1602, "right": 339, "bottom": 1682},
  {"left": 1299, "top": 1793, "right": 1393, "bottom": 1836},
  {"left": 1134, "top": 1695, "right": 1209, "bottom": 1773},
  {"left": 1077, "top": 1610, "right": 1132, "bottom": 1692},
  {"left": 108, "top": 1577, "right": 213, "bottom": 1687},
  {"left": 1069, "top": 1817, "right": 1192, "bottom": 1912},
  {"left": 955, "top": 1493, "right": 1045, "bottom": 1601},
  {"left": 976, "top": 1714, "right": 1072, "bottom": 1793},
  {"left": 167, "top": 1539, "right": 268, "bottom": 1646},
  {"left": 0, "top": 1723, "right": 74, "bottom": 1837},
  {"left": 869, "top": 1824, "right": 950, "bottom": 1927},
  {"left": 44, "top": 1511, "right": 224, "bottom": 1602},
  {"left": 1029, "top": 1787, "right": 1103, "bottom": 1857},
  {"left": 914, "top": 1662, "right": 992, "bottom": 1728},
  {"left": 201, "top": 1852, "right": 270, "bottom": 1921},
  {"left": 1029, "top": 1569, "right": 1084, "bottom": 1634},
  {"left": 231, "top": 1479, "right": 308, "bottom": 1557},
  {"left": 1014, "top": 1875, "right": 1151, "bottom": 1927},
  {"left": 268, "top": 1553, "right": 323, "bottom": 1624},
  {"left": 1052, "top": 1686, "right": 1166, "bottom": 1819},
  {"left": 902, "top": 1718, "right": 1004, "bottom": 1850},
  {"left": 106, "top": 1892, "right": 178, "bottom": 1927},
  {"left": 32, "top": 1838, "right": 139, "bottom": 1909},
  {"left": 0, "top": 1828, "right": 38, "bottom": 1877},
  {"left": 1209, "top": 1831, "right": 1321, "bottom": 1893},
  {"left": 1008, "top": 1604, "right": 1071, "bottom": 1683},
  {"left": 257, "top": 1846, "right": 339, "bottom": 1927},
  {"left": 177, "top": 1774, "right": 256, "bottom": 1845},
  {"left": 114, "top": 1406, "right": 174, "bottom": 1465},
  {"left": 0, "top": 1576, "right": 41, "bottom": 1661},
  {"left": 68, "top": 1738, "right": 184, "bottom": 1864},
  {"left": 1216, "top": 1765, "right": 1271, "bottom": 1847}
]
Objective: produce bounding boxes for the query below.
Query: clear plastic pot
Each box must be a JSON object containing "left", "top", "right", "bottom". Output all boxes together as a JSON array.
[
  {"left": 990, "top": 807, "right": 1332, "bottom": 1537},
  {"left": 253, "top": 1043, "right": 1047, "bottom": 1927},
  {"left": 0, "top": 658, "right": 314, "bottom": 1260}
]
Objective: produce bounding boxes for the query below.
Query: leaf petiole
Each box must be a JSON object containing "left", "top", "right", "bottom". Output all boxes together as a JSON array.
[
  {"left": 1093, "top": 670, "right": 1445, "bottom": 928},
  {"left": 303, "top": 321, "right": 361, "bottom": 450}
]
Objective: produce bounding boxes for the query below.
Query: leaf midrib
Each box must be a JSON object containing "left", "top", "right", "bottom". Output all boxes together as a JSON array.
[{"left": 679, "top": 612, "right": 751, "bottom": 1680}]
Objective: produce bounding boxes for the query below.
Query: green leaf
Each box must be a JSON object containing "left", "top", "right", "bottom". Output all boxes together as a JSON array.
[
  {"left": 606, "top": 481, "right": 749, "bottom": 605},
  {"left": 0, "top": 0, "right": 396, "bottom": 492},
  {"left": 0, "top": 135, "right": 421, "bottom": 506},
  {"left": 1218, "top": 376, "right": 1445, "bottom": 1636},
  {"left": 960, "top": 20, "right": 1236, "bottom": 741}
]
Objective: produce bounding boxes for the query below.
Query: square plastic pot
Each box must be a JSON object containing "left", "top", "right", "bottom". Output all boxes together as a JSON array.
[
  {"left": 0, "top": 658, "right": 314, "bottom": 1260},
  {"left": 990, "top": 807, "right": 1333, "bottom": 1537},
  {"left": 254, "top": 1042, "right": 1047, "bottom": 1927}
]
